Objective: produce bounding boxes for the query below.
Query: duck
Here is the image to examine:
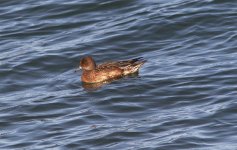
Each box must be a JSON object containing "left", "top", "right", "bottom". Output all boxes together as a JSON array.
[{"left": 79, "top": 56, "right": 146, "bottom": 83}]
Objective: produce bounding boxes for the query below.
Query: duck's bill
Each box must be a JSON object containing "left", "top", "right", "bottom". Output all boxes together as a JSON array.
[{"left": 75, "top": 66, "right": 82, "bottom": 72}]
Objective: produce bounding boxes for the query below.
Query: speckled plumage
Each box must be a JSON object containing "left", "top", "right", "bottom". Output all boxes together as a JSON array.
[{"left": 79, "top": 56, "right": 146, "bottom": 83}]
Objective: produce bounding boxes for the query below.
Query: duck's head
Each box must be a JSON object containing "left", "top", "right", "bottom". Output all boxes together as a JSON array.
[{"left": 79, "top": 56, "right": 96, "bottom": 71}]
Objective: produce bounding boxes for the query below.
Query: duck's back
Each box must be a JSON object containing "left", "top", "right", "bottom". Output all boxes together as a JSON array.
[{"left": 98, "top": 57, "right": 146, "bottom": 75}]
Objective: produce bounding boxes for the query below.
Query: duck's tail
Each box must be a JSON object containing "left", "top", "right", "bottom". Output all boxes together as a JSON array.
[
  {"left": 123, "top": 57, "right": 147, "bottom": 75},
  {"left": 130, "top": 57, "right": 145, "bottom": 62}
]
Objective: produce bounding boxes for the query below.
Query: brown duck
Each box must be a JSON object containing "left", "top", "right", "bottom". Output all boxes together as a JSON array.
[{"left": 79, "top": 56, "right": 146, "bottom": 83}]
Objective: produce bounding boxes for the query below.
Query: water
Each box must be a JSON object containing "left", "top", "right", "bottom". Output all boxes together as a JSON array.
[{"left": 0, "top": 0, "right": 237, "bottom": 149}]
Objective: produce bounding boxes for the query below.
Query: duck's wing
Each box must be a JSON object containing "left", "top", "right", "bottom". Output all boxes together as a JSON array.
[{"left": 97, "top": 57, "right": 146, "bottom": 69}]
